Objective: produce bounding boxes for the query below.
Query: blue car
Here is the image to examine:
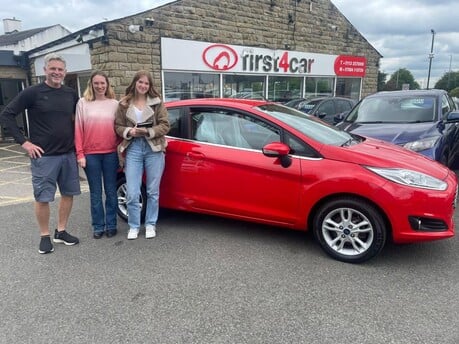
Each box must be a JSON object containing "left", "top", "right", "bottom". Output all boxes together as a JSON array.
[{"left": 336, "top": 89, "right": 459, "bottom": 169}]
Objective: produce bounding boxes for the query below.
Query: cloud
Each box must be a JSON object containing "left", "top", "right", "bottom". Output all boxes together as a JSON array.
[{"left": 333, "top": 0, "right": 459, "bottom": 85}]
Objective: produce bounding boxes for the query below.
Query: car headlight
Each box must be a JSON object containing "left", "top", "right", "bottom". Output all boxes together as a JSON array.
[
  {"left": 403, "top": 137, "right": 438, "bottom": 152},
  {"left": 365, "top": 167, "right": 447, "bottom": 190}
]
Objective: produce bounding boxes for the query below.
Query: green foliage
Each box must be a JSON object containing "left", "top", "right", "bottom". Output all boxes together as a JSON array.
[
  {"left": 434, "top": 71, "right": 459, "bottom": 92},
  {"left": 384, "top": 68, "right": 420, "bottom": 91},
  {"left": 377, "top": 71, "right": 387, "bottom": 91},
  {"left": 450, "top": 87, "right": 459, "bottom": 98}
]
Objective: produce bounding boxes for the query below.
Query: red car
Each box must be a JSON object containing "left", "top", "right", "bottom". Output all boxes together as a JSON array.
[{"left": 117, "top": 98, "right": 457, "bottom": 263}]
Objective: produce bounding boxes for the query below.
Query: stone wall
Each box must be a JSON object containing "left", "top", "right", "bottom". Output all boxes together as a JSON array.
[{"left": 90, "top": 0, "right": 380, "bottom": 98}]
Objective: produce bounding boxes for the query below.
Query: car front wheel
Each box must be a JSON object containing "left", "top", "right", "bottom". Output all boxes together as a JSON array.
[{"left": 313, "top": 197, "right": 387, "bottom": 263}]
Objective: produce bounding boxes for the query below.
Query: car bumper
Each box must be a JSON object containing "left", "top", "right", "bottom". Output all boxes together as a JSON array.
[{"left": 380, "top": 170, "right": 457, "bottom": 243}]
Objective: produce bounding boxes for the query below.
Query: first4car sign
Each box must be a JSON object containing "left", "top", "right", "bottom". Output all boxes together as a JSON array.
[{"left": 162, "top": 37, "right": 366, "bottom": 77}]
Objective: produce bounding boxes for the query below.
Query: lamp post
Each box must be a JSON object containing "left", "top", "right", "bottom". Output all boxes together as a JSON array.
[{"left": 426, "top": 29, "right": 435, "bottom": 90}]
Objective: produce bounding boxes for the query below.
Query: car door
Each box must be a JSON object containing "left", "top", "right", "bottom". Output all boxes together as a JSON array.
[{"left": 164, "top": 106, "right": 302, "bottom": 226}]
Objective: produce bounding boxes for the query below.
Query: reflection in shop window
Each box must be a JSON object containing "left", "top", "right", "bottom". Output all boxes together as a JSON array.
[
  {"left": 164, "top": 72, "right": 219, "bottom": 102},
  {"left": 267, "top": 76, "right": 302, "bottom": 103},
  {"left": 336, "top": 78, "right": 361, "bottom": 101},
  {"left": 305, "top": 77, "right": 334, "bottom": 98},
  {"left": 223, "top": 75, "right": 265, "bottom": 100}
]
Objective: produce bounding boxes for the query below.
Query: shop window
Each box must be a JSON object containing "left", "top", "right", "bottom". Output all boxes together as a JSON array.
[
  {"left": 78, "top": 74, "right": 90, "bottom": 97},
  {"left": 223, "top": 75, "right": 265, "bottom": 100},
  {"left": 164, "top": 72, "right": 219, "bottom": 102},
  {"left": 267, "top": 76, "right": 302, "bottom": 103},
  {"left": 336, "top": 78, "right": 361, "bottom": 101},
  {"left": 0, "top": 79, "right": 26, "bottom": 139},
  {"left": 305, "top": 77, "right": 334, "bottom": 98}
]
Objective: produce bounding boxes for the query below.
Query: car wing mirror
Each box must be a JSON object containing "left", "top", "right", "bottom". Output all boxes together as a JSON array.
[{"left": 262, "top": 142, "right": 292, "bottom": 168}]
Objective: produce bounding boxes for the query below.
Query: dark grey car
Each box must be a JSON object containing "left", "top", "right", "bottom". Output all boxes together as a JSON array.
[{"left": 284, "top": 96, "right": 356, "bottom": 125}]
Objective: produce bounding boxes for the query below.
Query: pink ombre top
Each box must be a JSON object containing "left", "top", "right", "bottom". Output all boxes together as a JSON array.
[{"left": 75, "top": 98, "right": 120, "bottom": 160}]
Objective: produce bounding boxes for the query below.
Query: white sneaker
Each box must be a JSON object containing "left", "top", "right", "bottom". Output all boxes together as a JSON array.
[
  {"left": 127, "top": 228, "right": 139, "bottom": 240},
  {"left": 145, "top": 225, "right": 156, "bottom": 239}
]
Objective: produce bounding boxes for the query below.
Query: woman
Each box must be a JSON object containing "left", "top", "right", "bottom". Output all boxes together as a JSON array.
[
  {"left": 115, "top": 70, "right": 170, "bottom": 240},
  {"left": 75, "top": 71, "right": 120, "bottom": 239}
]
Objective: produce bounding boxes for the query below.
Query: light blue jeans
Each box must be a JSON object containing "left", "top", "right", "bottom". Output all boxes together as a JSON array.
[{"left": 125, "top": 137, "right": 165, "bottom": 230}]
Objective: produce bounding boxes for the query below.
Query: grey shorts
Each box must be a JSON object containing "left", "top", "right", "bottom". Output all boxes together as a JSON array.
[{"left": 30, "top": 152, "right": 81, "bottom": 202}]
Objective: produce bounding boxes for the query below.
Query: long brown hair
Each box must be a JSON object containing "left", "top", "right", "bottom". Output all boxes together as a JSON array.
[
  {"left": 83, "top": 70, "right": 116, "bottom": 101},
  {"left": 122, "top": 70, "right": 161, "bottom": 104}
]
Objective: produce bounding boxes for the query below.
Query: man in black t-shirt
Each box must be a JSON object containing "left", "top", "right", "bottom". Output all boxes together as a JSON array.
[{"left": 0, "top": 53, "right": 81, "bottom": 254}]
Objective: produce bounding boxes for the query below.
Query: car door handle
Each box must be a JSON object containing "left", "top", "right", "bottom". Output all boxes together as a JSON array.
[{"left": 186, "top": 152, "right": 205, "bottom": 160}]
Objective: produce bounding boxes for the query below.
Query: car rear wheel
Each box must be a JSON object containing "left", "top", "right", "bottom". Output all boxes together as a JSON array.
[
  {"left": 313, "top": 197, "right": 386, "bottom": 263},
  {"left": 116, "top": 174, "right": 146, "bottom": 223}
]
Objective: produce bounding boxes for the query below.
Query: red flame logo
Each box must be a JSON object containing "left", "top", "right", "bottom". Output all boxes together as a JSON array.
[{"left": 202, "top": 44, "right": 238, "bottom": 71}]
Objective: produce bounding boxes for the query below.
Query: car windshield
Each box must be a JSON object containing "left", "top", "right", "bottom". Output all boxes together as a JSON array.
[
  {"left": 298, "top": 99, "right": 321, "bottom": 112},
  {"left": 346, "top": 95, "right": 436, "bottom": 123},
  {"left": 256, "top": 104, "right": 353, "bottom": 146}
]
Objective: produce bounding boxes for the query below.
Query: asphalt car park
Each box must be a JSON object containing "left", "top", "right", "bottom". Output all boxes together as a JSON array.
[{"left": 1, "top": 185, "right": 458, "bottom": 343}]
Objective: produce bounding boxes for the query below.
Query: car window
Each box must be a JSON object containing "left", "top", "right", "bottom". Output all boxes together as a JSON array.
[
  {"left": 192, "top": 110, "right": 280, "bottom": 150},
  {"left": 348, "top": 96, "right": 436, "bottom": 123},
  {"left": 336, "top": 99, "right": 353, "bottom": 113},
  {"left": 166, "top": 108, "right": 182, "bottom": 137},
  {"left": 317, "top": 100, "right": 335, "bottom": 116},
  {"left": 299, "top": 99, "right": 320, "bottom": 113},
  {"left": 441, "top": 95, "right": 452, "bottom": 116},
  {"left": 258, "top": 104, "right": 351, "bottom": 146},
  {"left": 285, "top": 132, "right": 318, "bottom": 158}
]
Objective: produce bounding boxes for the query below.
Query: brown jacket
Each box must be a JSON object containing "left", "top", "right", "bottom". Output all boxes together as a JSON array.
[{"left": 115, "top": 96, "right": 170, "bottom": 165}]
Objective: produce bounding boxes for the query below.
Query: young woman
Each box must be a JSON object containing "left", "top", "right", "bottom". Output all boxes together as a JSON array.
[
  {"left": 115, "top": 70, "right": 170, "bottom": 239},
  {"left": 75, "top": 71, "right": 120, "bottom": 239}
]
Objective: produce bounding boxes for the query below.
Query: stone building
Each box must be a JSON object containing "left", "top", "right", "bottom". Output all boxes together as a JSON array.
[{"left": 4, "top": 0, "right": 382, "bottom": 139}]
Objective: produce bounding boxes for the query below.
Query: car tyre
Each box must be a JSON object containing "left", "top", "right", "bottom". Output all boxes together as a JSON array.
[
  {"left": 116, "top": 174, "right": 147, "bottom": 223},
  {"left": 313, "top": 197, "right": 386, "bottom": 263}
]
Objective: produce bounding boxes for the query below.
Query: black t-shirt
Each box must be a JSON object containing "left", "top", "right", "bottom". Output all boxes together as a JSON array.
[{"left": 0, "top": 82, "right": 79, "bottom": 155}]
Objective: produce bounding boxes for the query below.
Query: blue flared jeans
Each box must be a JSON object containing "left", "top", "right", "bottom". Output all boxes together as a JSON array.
[
  {"left": 84, "top": 152, "right": 119, "bottom": 234},
  {"left": 125, "top": 137, "right": 165, "bottom": 230}
]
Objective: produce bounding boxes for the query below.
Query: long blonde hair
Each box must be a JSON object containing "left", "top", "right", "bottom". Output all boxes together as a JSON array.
[
  {"left": 83, "top": 70, "right": 116, "bottom": 101},
  {"left": 121, "top": 70, "right": 161, "bottom": 104}
]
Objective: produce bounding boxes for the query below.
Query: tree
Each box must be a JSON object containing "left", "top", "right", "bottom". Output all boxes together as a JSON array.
[
  {"left": 450, "top": 87, "right": 459, "bottom": 98},
  {"left": 434, "top": 71, "right": 459, "bottom": 92},
  {"left": 384, "top": 68, "right": 420, "bottom": 91},
  {"left": 377, "top": 71, "right": 387, "bottom": 91}
]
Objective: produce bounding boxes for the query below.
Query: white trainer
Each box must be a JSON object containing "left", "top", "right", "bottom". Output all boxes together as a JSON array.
[
  {"left": 127, "top": 228, "right": 139, "bottom": 240},
  {"left": 145, "top": 225, "right": 156, "bottom": 239}
]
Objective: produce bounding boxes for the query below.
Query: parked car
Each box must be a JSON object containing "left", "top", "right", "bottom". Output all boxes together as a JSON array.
[
  {"left": 336, "top": 89, "right": 459, "bottom": 169},
  {"left": 117, "top": 98, "right": 457, "bottom": 263},
  {"left": 284, "top": 96, "right": 356, "bottom": 124}
]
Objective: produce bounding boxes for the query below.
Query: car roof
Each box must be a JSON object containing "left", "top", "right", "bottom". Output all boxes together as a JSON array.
[
  {"left": 165, "top": 98, "right": 270, "bottom": 108},
  {"left": 366, "top": 89, "right": 447, "bottom": 98}
]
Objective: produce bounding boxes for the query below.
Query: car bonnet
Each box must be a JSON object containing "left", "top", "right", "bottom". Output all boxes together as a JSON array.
[
  {"left": 339, "top": 122, "right": 439, "bottom": 145},
  {"left": 322, "top": 136, "right": 450, "bottom": 180}
]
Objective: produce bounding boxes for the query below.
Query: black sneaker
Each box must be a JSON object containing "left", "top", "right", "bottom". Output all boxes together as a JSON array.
[
  {"left": 53, "top": 229, "right": 79, "bottom": 246},
  {"left": 39, "top": 235, "right": 54, "bottom": 254}
]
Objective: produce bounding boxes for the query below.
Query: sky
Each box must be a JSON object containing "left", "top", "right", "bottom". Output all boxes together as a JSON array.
[{"left": 1, "top": 0, "right": 458, "bottom": 87}]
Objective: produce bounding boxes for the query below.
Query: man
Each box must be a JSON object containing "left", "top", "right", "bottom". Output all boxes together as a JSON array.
[{"left": 0, "top": 53, "right": 81, "bottom": 254}]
